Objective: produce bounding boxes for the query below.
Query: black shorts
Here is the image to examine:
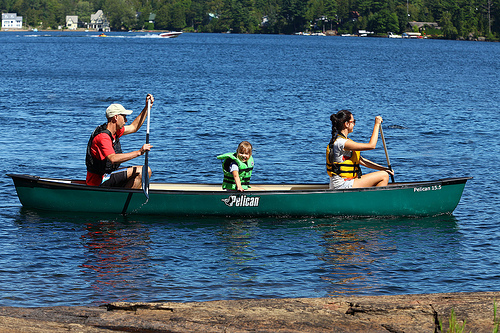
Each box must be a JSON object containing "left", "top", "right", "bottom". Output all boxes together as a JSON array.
[{"left": 100, "top": 169, "right": 128, "bottom": 188}]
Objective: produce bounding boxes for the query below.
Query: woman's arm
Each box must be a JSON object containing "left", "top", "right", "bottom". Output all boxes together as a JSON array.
[
  {"left": 360, "top": 156, "right": 394, "bottom": 175},
  {"left": 344, "top": 116, "right": 382, "bottom": 151}
]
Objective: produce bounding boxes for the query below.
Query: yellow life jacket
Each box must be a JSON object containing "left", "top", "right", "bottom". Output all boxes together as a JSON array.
[{"left": 326, "top": 134, "right": 362, "bottom": 179}]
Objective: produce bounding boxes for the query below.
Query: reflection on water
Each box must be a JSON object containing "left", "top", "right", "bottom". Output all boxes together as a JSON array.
[
  {"left": 319, "top": 227, "right": 384, "bottom": 295},
  {"left": 80, "top": 219, "right": 152, "bottom": 304},
  {"left": 3, "top": 208, "right": 475, "bottom": 305},
  {"left": 217, "top": 220, "right": 259, "bottom": 280},
  {"left": 313, "top": 216, "right": 460, "bottom": 296}
]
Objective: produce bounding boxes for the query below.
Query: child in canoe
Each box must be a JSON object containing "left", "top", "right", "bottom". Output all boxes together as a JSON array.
[{"left": 217, "top": 141, "right": 254, "bottom": 192}]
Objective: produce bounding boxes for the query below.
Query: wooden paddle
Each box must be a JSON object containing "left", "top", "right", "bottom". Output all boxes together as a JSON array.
[
  {"left": 380, "top": 125, "right": 395, "bottom": 183},
  {"left": 142, "top": 99, "right": 151, "bottom": 199}
]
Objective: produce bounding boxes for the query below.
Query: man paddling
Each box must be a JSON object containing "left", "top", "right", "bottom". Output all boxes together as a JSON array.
[{"left": 85, "top": 94, "right": 154, "bottom": 188}]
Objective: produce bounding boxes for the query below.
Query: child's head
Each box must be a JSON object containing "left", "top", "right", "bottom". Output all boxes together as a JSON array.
[{"left": 237, "top": 141, "right": 252, "bottom": 162}]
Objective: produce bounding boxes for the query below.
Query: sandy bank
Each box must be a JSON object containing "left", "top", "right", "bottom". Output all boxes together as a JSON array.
[{"left": 1, "top": 291, "right": 499, "bottom": 332}]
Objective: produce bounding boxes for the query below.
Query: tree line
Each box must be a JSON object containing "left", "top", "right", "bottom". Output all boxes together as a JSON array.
[{"left": 1, "top": 0, "right": 498, "bottom": 39}]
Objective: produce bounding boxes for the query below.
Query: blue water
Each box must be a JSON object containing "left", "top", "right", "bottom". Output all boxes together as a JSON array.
[{"left": 1, "top": 31, "right": 499, "bottom": 307}]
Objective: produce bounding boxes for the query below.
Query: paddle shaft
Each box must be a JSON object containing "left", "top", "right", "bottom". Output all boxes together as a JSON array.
[
  {"left": 142, "top": 99, "right": 151, "bottom": 199},
  {"left": 379, "top": 125, "right": 395, "bottom": 183},
  {"left": 146, "top": 99, "right": 151, "bottom": 143}
]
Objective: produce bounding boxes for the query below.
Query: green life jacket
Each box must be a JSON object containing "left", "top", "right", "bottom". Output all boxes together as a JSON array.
[{"left": 216, "top": 152, "right": 254, "bottom": 190}]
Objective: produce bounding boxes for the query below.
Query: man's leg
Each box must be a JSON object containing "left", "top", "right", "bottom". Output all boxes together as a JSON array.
[
  {"left": 100, "top": 169, "right": 129, "bottom": 188},
  {"left": 125, "top": 166, "right": 152, "bottom": 189}
]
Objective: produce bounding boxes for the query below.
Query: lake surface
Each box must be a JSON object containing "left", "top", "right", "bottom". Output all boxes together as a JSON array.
[{"left": 1, "top": 31, "right": 499, "bottom": 307}]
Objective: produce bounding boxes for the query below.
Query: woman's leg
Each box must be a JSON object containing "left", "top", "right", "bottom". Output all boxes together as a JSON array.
[{"left": 352, "top": 171, "right": 389, "bottom": 188}]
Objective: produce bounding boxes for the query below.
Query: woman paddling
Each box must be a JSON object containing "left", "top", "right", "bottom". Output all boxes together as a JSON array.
[{"left": 326, "top": 110, "right": 394, "bottom": 189}]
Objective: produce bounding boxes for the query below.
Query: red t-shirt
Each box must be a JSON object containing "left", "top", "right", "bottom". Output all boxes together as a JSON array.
[{"left": 86, "top": 127, "right": 125, "bottom": 186}]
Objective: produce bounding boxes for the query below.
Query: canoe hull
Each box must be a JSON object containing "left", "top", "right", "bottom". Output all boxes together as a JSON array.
[{"left": 8, "top": 174, "right": 471, "bottom": 217}]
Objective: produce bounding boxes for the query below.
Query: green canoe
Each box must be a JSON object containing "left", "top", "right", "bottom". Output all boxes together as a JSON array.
[{"left": 8, "top": 174, "right": 471, "bottom": 217}]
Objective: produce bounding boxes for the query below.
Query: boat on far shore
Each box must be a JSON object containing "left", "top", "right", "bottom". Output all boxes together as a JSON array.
[
  {"left": 159, "top": 31, "right": 182, "bottom": 38},
  {"left": 388, "top": 32, "right": 402, "bottom": 38}
]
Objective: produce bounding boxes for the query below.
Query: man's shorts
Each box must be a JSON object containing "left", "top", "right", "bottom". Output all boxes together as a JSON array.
[{"left": 100, "top": 169, "right": 128, "bottom": 187}]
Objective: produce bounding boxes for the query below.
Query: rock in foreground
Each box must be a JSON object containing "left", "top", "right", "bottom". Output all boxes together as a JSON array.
[{"left": 1, "top": 291, "right": 499, "bottom": 332}]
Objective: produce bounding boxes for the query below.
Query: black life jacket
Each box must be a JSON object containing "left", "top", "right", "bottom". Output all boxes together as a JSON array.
[{"left": 85, "top": 123, "right": 123, "bottom": 175}]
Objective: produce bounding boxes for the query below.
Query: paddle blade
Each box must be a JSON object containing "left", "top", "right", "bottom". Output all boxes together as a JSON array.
[{"left": 379, "top": 125, "right": 395, "bottom": 183}]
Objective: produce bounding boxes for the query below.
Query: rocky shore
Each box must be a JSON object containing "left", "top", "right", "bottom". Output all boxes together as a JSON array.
[{"left": 1, "top": 292, "right": 499, "bottom": 332}]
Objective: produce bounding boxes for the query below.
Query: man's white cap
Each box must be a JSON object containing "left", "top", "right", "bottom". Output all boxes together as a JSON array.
[{"left": 106, "top": 104, "right": 133, "bottom": 118}]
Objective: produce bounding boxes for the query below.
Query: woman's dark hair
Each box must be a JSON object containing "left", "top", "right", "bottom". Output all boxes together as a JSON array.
[{"left": 330, "top": 110, "right": 352, "bottom": 143}]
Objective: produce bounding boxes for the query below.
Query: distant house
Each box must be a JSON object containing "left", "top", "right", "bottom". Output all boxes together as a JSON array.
[
  {"left": 66, "top": 15, "right": 78, "bottom": 30},
  {"left": 89, "top": 10, "right": 110, "bottom": 31},
  {"left": 409, "top": 22, "right": 440, "bottom": 31},
  {"left": 2, "top": 13, "right": 23, "bottom": 29},
  {"left": 148, "top": 13, "right": 156, "bottom": 24}
]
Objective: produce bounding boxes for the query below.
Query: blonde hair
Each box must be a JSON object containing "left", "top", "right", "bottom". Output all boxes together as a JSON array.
[{"left": 237, "top": 141, "right": 252, "bottom": 154}]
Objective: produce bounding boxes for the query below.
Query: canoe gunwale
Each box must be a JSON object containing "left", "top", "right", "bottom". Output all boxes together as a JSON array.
[{"left": 8, "top": 173, "right": 472, "bottom": 195}]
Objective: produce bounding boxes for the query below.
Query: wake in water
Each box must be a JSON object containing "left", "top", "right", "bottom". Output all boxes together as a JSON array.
[{"left": 22, "top": 33, "right": 174, "bottom": 38}]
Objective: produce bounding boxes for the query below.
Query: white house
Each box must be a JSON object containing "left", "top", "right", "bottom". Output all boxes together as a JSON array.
[
  {"left": 2, "top": 13, "right": 23, "bottom": 29},
  {"left": 89, "top": 10, "right": 110, "bottom": 31},
  {"left": 66, "top": 15, "right": 78, "bottom": 30}
]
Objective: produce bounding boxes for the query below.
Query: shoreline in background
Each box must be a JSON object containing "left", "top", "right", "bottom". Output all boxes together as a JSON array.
[
  {"left": 1, "top": 29, "right": 495, "bottom": 41},
  {"left": 1, "top": 292, "right": 499, "bottom": 332}
]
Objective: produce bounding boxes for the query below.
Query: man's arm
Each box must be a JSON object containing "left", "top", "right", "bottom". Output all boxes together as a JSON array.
[
  {"left": 123, "top": 94, "right": 154, "bottom": 135},
  {"left": 106, "top": 144, "right": 152, "bottom": 164}
]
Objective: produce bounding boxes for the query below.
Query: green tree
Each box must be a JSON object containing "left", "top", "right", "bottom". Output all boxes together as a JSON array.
[
  {"left": 155, "top": 4, "right": 170, "bottom": 29},
  {"left": 170, "top": 1, "right": 188, "bottom": 30},
  {"left": 306, "top": 0, "right": 324, "bottom": 23},
  {"left": 76, "top": 1, "right": 93, "bottom": 26},
  {"left": 1, "top": 0, "right": 15, "bottom": 12},
  {"left": 279, "top": 0, "right": 308, "bottom": 33},
  {"left": 440, "top": 10, "right": 458, "bottom": 38},
  {"left": 155, "top": 0, "right": 190, "bottom": 30},
  {"left": 358, "top": 0, "right": 387, "bottom": 16},
  {"left": 417, "top": 6, "right": 434, "bottom": 22},
  {"left": 493, "top": 0, "right": 500, "bottom": 37},
  {"left": 366, "top": 8, "right": 398, "bottom": 33},
  {"left": 185, "top": 0, "right": 206, "bottom": 30},
  {"left": 104, "top": 0, "right": 136, "bottom": 30}
]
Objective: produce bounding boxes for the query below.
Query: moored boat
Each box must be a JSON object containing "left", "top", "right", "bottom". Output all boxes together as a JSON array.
[
  {"left": 8, "top": 174, "right": 471, "bottom": 217},
  {"left": 388, "top": 32, "right": 402, "bottom": 38}
]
